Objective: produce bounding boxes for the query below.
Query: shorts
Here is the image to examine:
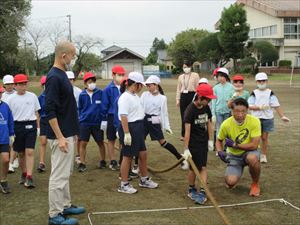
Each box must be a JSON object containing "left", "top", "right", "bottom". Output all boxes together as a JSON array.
[
  {"left": 118, "top": 120, "right": 146, "bottom": 157},
  {"left": 0, "top": 144, "right": 10, "bottom": 153},
  {"left": 40, "top": 117, "right": 49, "bottom": 136},
  {"left": 107, "top": 114, "right": 117, "bottom": 141},
  {"left": 225, "top": 150, "right": 260, "bottom": 178},
  {"left": 79, "top": 124, "right": 104, "bottom": 142},
  {"left": 260, "top": 118, "right": 274, "bottom": 132},
  {"left": 189, "top": 142, "right": 208, "bottom": 170},
  {"left": 144, "top": 115, "right": 164, "bottom": 141},
  {"left": 13, "top": 121, "right": 37, "bottom": 152}
]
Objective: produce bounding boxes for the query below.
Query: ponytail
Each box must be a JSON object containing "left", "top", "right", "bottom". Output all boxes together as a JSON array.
[
  {"left": 120, "top": 79, "right": 135, "bottom": 94},
  {"left": 158, "top": 84, "right": 164, "bottom": 95}
]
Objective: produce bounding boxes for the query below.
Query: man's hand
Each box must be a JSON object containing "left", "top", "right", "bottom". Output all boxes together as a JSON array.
[
  {"left": 181, "top": 149, "right": 192, "bottom": 160},
  {"left": 165, "top": 128, "right": 173, "bottom": 135},
  {"left": 58, "top": 137, "right": 68, "bottom": 153},
  {"left": 208, "top": 140, "right": 214, "bottom": 151},
  {"left": 9, "top": 136, "right": 15, "bottom": 146},
  {"left": 100, "top": 121, "right": 108, "bottom": 131},
  {"left": 217, "top": 151, "right": 229, "bottom": 163},
  {"left": 176, "top": 99, "right": 180, "bottom": 107},
  {"left": 225, "top": 138, "right": 235, "bottom": 147},
  {"left": 212, "top": 115, "right": 216, "bottom": 124},
  {"left": 281, "top": 116, "right": 290, "bottom": 123},
  {"left": 124, "top": 132, "right": 132, "bottom": 146}
]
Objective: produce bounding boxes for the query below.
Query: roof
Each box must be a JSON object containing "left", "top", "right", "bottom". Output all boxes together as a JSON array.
[
  {"left": 102, "top": 48, "right": 145, "bottom": 62},
  {"left": 101, "top": 45, "right": 122, "bottom": 54},
  {"left": 237, "top": 0, "right": 300, "bottom": 17}
]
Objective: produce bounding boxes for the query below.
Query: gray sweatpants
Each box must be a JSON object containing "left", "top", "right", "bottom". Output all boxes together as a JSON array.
[{"left": 48, "top": 136, "right": 75, "bottom": 218}]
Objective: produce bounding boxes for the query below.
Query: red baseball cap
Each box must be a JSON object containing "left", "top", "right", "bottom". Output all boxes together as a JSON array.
[
  {"left": 112, "top": 65, "right": 125, "bottom": 75},
  {"left": 40, "top": 75, "right": 47, "bottom": 85},
  {"left": 14, "top": 74, "right": 29, "bottom": 84},
  {"left": 212, "top": 67, "right": 220, "bottom": 76},
  {"left": 233, "top": 74, "right": 244, "bottom": 81},
  {"left": 196, "top": 83, "right": 217, "bottom": 99},
  {"left": 83, "top": 72, "right": 96, "bottom": 81},
  {"left": 0, "top": 85, "right": 4, "bottom": 93}
]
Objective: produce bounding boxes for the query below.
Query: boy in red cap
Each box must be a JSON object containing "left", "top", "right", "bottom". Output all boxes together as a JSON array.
[
  {"left": 0, "top": 85, "right": 14, "bottom": 193},
  {"left": 182, "top": 83, "right": 216, "bottom": 204},
  {"left": 6, "top": 74, "right": 41, "bottom": 188},
  {"left": 227, "top": 74, "right": 250, "bottom": 108}
]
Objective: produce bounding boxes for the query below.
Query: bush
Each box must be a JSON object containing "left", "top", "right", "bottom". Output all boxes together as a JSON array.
[
  {"left": 279, "top": 60, "right": 292, "bottom": 67},
  {"left": 171, "top": 67, "right": 182, "bottom": 75}
]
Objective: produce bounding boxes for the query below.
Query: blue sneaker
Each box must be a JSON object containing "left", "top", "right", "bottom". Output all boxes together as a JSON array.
[
  {"left": 194, "top": 191, "right": 207, "bottom": 205},
  {"left": 187, "top": 187, "right": 198, "bottom": 200},
  {"left": 63, "top": 205, "right": 85, "bottom": 215},
  {"left": 49, "top": 213, "right": 78, "bottom": 225}
]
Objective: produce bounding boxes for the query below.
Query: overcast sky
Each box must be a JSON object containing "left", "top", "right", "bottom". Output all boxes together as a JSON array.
[{"left": 29, "top": 0, "right": 235, "bottom": 57}]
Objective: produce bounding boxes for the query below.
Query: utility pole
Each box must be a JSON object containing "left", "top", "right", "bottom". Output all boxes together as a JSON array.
[{"left": 67, "top": 14, "right": 72, "bottom": 42}]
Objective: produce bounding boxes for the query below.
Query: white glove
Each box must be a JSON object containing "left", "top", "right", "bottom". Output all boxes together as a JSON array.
[
  {"left": 208, "top": 140, "right": 214, "bottom": 151},
  {"left": 165, "top": 128, "right": 173, "bottom": 135},
  {"left": 37, "top": 128, "right": 40, "bottom": 136},
  {"left": 212, "top": 115, "right": 216, "bottom": 124},
  {"left": 116, "top": 131, "right": 119, "bottom": 139},
  {"left": 124, "top": 132, "right": 132, "bottom": 146},
  {"left": 181, "top": 149, "right": 192, "bottom": 160},
  {"left": 9, "top": 136, "right": 15, "bottom": 146},
  {"left": 100, "top": 121, "right": 108, "bottom": 131},
  {"left": 281, "top": 116, "right": 290, "bottom": 123},
  {"left": 259, "top": 105, "right": 270, "bottom": 110}
]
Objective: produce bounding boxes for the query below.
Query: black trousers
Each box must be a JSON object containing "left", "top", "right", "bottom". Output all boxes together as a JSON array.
[{"left": 179, "top": 92, "right": 195, "bottom": 137}]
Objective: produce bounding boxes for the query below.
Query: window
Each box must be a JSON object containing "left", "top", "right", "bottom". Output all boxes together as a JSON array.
[
  {"left": 270, "top": 25, "right": 277, "bottom": 35},
  {"left": 249, "top": 29, "right": 254, "bottom": 38},
  {"left": 284, "top": 17, "right": 299, "bottom": 39},
  {"left": 262, "top": 27, "right": 270, "bottom": 36},
  {"left": 254, "top": 28, "right": 262, "bottom": 37}
]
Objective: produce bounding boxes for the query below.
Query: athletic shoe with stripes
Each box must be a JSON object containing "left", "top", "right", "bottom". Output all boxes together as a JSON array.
[
  {"left": 0, "top": 181, "right": 11, "bottom": 194},
  {"left": 118, "top": 183, "right": 137, "bottom": 194},
  {"left": 139, "top": 177, "right": 158, "bottom": 189}
]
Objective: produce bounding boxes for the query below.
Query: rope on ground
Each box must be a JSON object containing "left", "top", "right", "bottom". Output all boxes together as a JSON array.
[{"left": 87, "top": 198, "right": 300, "bottom": 225}]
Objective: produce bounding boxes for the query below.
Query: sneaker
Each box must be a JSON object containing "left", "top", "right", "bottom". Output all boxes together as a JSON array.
[
  {"left": 78, "top": 163, "right": 86, "bottom": 172},
  {"left": 249, "top": 183, "right": 260, "bottom": 197},
  {"left": 109, "top": 160, "right": 119, "bottom": 171},
  {"left": 49, "top": 213, "right": 78, "bottom": 225},
  {"left": 8, "top": 163, "right": 15, "bottom": 173},
  {"left": 75, "top": 155, "right": 81, "bottom": 165},
  {"left": 129, "top": 170, "right": 139, "bottom": 179},
  {"left": 194, "top": 191, "right": 207, "bottom": 204},
  {"left": 139, "top": 177, "right": 158, "bottom": 189},
  {"left": 181, "top": 160, "right": 189, "bottom": 170},
  {"left": 131, "top": 164, "right": 139, "bottom": 174},
  {"left": 0, "top": 181, "right": 11, "bottom": 194},
  {"left": 260, "top": 154, "right": 267, "bottom": 163},
  {"left": 63, "top": 205, "right": 85, "bottom": 215},
  {"left": 12, "top": 158, "right": 19, "bottom": 168},
  {"left": 37, "top": 163, "right": 46, "bottom": 173},
  {"left": 118, "top": 183, "right": 137, "bottom": 194},
  {"left": 24, "top": 177, "right": 35, "bottom": 188},
  {"left": 118, "top": 174, "right": 132, "bottom": 181},
  {"left": 187, "top": 187, "right": 198, "bottom": 200},
  {"left": 99, "top": 160, "right": 107, "bottom": 169},
  {"left": 19, "top": 173, "right": 26, "bottom": 184}
]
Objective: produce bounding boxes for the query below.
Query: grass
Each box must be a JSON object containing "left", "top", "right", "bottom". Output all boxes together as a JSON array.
[{"left": 0, "top": 77, "right": 300, "bottom": 225}]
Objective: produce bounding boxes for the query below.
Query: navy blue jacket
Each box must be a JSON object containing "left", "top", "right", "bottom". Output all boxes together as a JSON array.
[
  {"left": 78, "top": 88, "right": 105, "bottom": 126},
  {"left": 45, "top": 67, "right": 79, "bottom": 139},
  {"left": 38, "top": 91, "right": 46, "bottom": 118},
  {"left": 102, "top": 81, "right": 120, "bottom": 115},
  {"left": 0, "top": 101, "right": 14, "bottom": 144}
]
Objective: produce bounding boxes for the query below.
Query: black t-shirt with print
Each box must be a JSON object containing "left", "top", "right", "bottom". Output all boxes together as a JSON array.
[{"left": 183, "top": 102, "right": 212, "bottom": 146}]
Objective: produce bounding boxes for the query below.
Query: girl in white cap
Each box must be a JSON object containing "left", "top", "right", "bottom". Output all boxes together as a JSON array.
[
  {"left": 118, "top": 72, "right": 158, "bottom": 194},
  {"left": 141, "top": 75, "right": 188, "bottom": 169},
  {"left": 248, "top": 72, "right": 290, "bottom": 163}
]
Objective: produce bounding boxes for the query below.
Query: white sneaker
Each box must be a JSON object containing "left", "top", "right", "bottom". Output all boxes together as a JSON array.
[
  {"left": 118, "top": 183, "right": 137, "bottom": 194},
  {"left": 75, "top": 155, "right": 81, "bottom": 165},
  {"left": 139, "top": 177, "right": 158, "bottom": 189},
  {"left": 8, "top": 163, "right": 15, "bottom": 173},
  {"left": 260, "top": 154, "right": 268, "bottom": 163},
  {"left": 12, "top": 158, "right": 19, "bottom": 169},
  {"left": 132, "top": 165, "right": 139, "bottom": 174},
  {"left": 181, "top": 160, "right": 189, "bottom": 170}
]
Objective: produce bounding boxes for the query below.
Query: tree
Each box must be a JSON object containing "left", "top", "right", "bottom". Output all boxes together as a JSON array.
[
  {"left": 218, "top": 4, "right": 249, "bottom": 71},
  {"left": 168, "top": 28, "right": 209, "bottom": 67},
  {"left": 79, "top": 53, "right": 101, "bottom": 72},
  {"left": 197, "top": 32, "right": 229, "bottom": 67},
  {"left": 254, "top": 41, "right": 279, "bottom": 65},
  {"left": 144, "top": 38, "right": 167, "bottom": 65},
  {"left": 0, "top": 0, "right": 31, "bottom": 76}
]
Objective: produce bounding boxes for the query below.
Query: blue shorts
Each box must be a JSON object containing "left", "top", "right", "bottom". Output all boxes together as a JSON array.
[
  {"left": 225, "top": 150, "right": 260, "bottom": 178},
  {"left": 40, "top": 117, "right": 49, "bottom": 136},
  {"left": 79, "top": 125, "right": 104, "bottom": 142},
  {"left": 144, "top": 115, "right": 164, "bottom": 141},
  {"left": 0, "top": 144, "right": 10, "bottom": 153},
  {"left": 13, "top": 121, "right": 37, "bottom": 152},
  {"left": 107, "top": 114, "right": 117, "bottom": 141},
  {"left": 260, "top": 118, "right": 274, "bottom": 132},
  {"left": 118, "top": 120, "right": 146, "bottom": 157}
]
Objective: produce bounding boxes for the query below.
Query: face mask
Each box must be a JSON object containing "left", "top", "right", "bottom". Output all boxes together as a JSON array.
[
  {"left": 234, "top": 86, "right": 243, "bottom": 91},
  {"left": 234, "top": 118, "right": 244, "bottom": 126},
  {"left": 257, "top": 83, "right": 267, "bottom": 90},
  {"left": 88, "top": 83, "right": 96, "bottom": 91},
  {"left": 63, "top": 55, "right": 76, "bottom": 71},
  {"left": 183, "top": 67, "right": 191, "bottom": 74}
]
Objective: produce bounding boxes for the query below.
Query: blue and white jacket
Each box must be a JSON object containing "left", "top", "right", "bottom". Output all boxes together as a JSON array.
[
  {"left": 0, "top": 101, "right": 14, "bottom": 144},
  {"left": 38, "top": 91, "right": 46, "bottom": 118},
  {"left": 102, "top": 81, "right": 120, "bottom": 116}
]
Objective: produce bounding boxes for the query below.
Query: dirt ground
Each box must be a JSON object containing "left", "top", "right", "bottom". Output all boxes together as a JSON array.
[{"left": 0, "top": 75, "right": 299, "bottom": 225}]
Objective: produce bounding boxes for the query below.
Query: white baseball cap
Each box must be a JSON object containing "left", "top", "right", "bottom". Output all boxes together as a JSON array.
[
  {"left": 128, "top": 72, "right": 144, "bottom": 84},
  {"left": 198, "top": 78, "right": 208, "bottom": 84},
  {"left": 66, "top": 71, "right": 75, "bottom": 79},
  {"left": 217, "top": 67, "right": 229, "bottom": 76},
  {"left": 3, "top": 75, "right": 14, "bottom": 84},
  {"left": 255, "top": 72, "right": 268, "bottom": 81},
  {"left": 145, "top": 75, "right": 160, "bottom": 85}
]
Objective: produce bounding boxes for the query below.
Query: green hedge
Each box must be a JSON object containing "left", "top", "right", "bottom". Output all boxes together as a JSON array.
[{"left": 279, "top": 60, "right": 292, "bottom": 67}]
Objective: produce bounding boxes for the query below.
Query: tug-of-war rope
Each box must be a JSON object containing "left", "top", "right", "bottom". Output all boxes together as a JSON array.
[{"left": 96, "top": 142, "right": 299, "bottom": 225}]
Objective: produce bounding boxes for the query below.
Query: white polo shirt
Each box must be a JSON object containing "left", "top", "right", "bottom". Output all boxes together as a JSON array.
[
  {"left": 6, "top": 91, "right": 41, "bottom": 121},
  {"left": 73, "top": 86, "right": 82, "bottom": 106},
  {"left": 1, "top": 90, "right": 16, "bottom": 103},
  {"left": 118, "top": 91, "right": 145, "bottom": 122}
]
